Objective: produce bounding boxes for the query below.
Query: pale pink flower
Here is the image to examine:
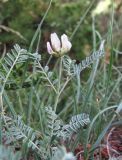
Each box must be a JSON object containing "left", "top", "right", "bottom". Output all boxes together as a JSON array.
[{"left": 47, "top": 32, "right": 72, "bottom": 57}]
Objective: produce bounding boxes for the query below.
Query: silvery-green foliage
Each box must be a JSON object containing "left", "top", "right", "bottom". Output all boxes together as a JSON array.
[
  {"left": 44, "top": 107, "right": 90, "bottom": 140},
  {"left": 3, "top": 111, "right": 90, "bottom": 159},
  {"left": 35, "top": 62, "right": 58, "bottom": 89},
  {"left": 52, "top": 146, "right": 76, "bottom": 160},
  {"left": 59, "top": 113, "right": 90, "bottom": 139},
  {"left": 42, "top": 65, "right": 53, "bottom": 79},
  {"left": 0, "top": 39, "right": 104, "bottom": 159},
  {"left": 63, "top": 55, "right": 76, "bottom": 76},
  {"left": 75, "top": 40, "right": 105, "bottom": 72},
  {"left": 63, "top": 40, "right": 105, "bottom": 76},
  {"left": 4, "top": 115, "right": 43, "bottom": 154},
  {"left": 45, "top": 106, "right": 63, "bottom": 138},
  {"left": 0, "top": 44, "right": 41, "bottom": 81},
  {"left": 0, "top": 145, "right": 22, "bottom": 160}
]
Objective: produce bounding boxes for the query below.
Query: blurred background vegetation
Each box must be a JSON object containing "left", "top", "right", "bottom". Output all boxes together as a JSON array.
[{"left": 0, "top": 0, "right": 122, "bottom": 60}]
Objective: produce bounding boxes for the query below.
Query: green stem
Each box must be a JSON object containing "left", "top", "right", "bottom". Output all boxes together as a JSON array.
[
  {"left": 59, "top": 77, "right": 71, "bottom": 96},
  {"left": 21, "top": 0, "right": 52, "bottom": 87},
  {"left": 54, "top": 57, "right": 63, "bottom": 112},
  {"left": 105, "top": 1, "right": 114, "bottom": 97},
  {"left": 38, "top": 61, "right": 57, "bottom": 94},
  {"left": 70, "top": 0, "right": 96, "bottom": 40}
]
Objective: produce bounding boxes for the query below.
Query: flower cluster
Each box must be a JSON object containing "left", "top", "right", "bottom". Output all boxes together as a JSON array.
[{"left": 47, "top": 33, "right": 72, "bottom": 57}]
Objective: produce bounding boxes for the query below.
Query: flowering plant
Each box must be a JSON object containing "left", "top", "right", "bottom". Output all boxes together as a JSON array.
[{"left": 47, "top": 33, "right": 72, "bottom": 57}]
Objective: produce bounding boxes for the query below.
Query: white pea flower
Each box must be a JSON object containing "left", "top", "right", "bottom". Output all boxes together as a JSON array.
[
  {"left": 47, "top": 33, "right": 72, "bottom": 57},
  {"left": 52, "top": 146, "right": 76, "bottom": 160},
  {"left": 63, "top": 152, "right": 76, "bottom": 160},
  {"left": 47, "top": 42, "right": 54, "bottom": 55},
  {"left": 61, "top": 34, "right": 72, "bottom": 54},
  {"left": 51, "top": 33, "right": 61, "bottom": 52}
]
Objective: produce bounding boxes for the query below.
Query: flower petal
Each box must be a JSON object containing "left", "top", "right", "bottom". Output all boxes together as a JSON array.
[
  {"left": 47, "top": 42, "right": 53, "bottom": 54},
  {"left": 61, "top": 34, "right": 72, "bottom": 53},
  {"left": 51, "top": 33, "right": 61, "bottom": 52}
]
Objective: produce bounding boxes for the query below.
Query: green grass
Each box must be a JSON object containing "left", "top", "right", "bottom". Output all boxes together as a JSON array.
[{"left": 0, "top": 0, "right": 121, "bottom": 160}]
